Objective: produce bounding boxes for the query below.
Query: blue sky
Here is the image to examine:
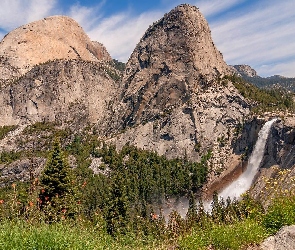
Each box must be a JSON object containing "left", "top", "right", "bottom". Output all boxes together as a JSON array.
[{"left": 0, "top": 0, "right": 294, "bottom": 77}]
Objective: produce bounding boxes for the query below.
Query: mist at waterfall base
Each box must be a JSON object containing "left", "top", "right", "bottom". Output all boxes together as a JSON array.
[
  {"left": 154, "top": 196, "right": 189, "bottom": 220},
  {"left": 155, "top": 118, "right": 277, "bottom": 219}
]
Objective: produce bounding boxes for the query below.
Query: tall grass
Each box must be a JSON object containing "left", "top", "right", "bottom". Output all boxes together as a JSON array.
[
  {"left": 1, "top": 195, "right": 295, "bottom": 249},
  {"left": 0, "top": 220, "right": 167, "bottom": 250}
]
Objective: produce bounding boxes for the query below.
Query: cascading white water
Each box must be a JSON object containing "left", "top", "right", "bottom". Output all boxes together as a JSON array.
[{"left": 218, "top": 118, "right": 277, "bottom": 200}]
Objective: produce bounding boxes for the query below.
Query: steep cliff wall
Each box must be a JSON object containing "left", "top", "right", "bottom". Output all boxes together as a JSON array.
[{"left": 0, "top": 60, "right": 119, "bottom": 129}]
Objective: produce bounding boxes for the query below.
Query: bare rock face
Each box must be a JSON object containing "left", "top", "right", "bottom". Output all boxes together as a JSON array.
[
  {"left": 0, "top": 16, "right": 111, "bottom": 78},
  {"left": 249, "top": 116, "right": 295, "bottom": 204},
  {"left": 0, "top": 59, "right": 119, "bottom": 129},
  {"left": 111, "top": 4, "right": 250, "bottom": 177},
  {"left": 91, "top": 41, "right": 112, "bottom": 62},
  {"left": 0, "top": 158, "right": 46, "bottom": 186},
  {"left": 121, "top": 4, "right": 230, "bottom": 127},
  {"left": 0, "top": 15, "right": 116, "bottom": 128},
  {"left": 262, "top": 118, "right": 295, "bottom": 169}
]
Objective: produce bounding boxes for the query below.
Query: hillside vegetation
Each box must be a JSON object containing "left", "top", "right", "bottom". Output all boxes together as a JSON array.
[
  {"left": 243, "top": 75, "right": 295, "bottom": 92},
  {"left": 224, "top": 75, "right": 294, "bottom": 113},
  {"left": 1, "top": 133, "right": 295, "bottom": 249}
]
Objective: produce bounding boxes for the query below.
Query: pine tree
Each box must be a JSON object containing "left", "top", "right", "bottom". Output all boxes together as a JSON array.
[
  {"left": 39, "top": 139, "right": 77, "bottom": 221},
  {"left": 105, "top": 172, "right": 130, "bottom": 235}
]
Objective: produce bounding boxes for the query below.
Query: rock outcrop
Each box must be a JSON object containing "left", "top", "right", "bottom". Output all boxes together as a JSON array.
[
  {"left": 262, "top": 225, "right": 295, "bottom": 250},
  {"left": 249, "top": 225, "right": 295, "bottom": 250},
  {"left": 0, "top": 15, "right": 116, "bottom": 128},
  {"left": 249, "top": 116, "right": 295, "bottom": 204},
  {"left": 0, "top": 15, "right": 111, "bottom": 79},
  {"left": 0, "top": 56, "right": 20, "bottom": 85},
  {"left": 120, "top": 4, "right": 230, "bottom": 127},
  {"left": 261, "top": 117, "right": 295, "bottom": 169},
  {"left": 0, "top": 158, "right": 46, "bottom": 186}
]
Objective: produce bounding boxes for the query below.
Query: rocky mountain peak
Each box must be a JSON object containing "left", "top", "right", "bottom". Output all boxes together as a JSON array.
[
  {"left": 110, "top": 4, "right": 249, "bottom": 178},
  {"left": 0, "top": 15, "right": 111, "bottom": 76},
  {"left": 120, "top": 4, "right": 230, "bottom": 126},
  {"left": 126, "top": 3, "right": 229, "bottom": 80}
]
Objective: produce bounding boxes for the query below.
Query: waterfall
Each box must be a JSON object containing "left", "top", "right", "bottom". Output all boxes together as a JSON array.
[
  {"left": 218, "top": 118, "right": 277, "bottom": 200},
  {"left": 164, "top": 119, "right": 277, "bottom": 215}
]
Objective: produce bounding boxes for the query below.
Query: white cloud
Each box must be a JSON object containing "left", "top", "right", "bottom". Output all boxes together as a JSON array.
[
  {"left": 26, "top": 0, "right": 57, "bottom": 23},
  {"left": 209, "top": 0, "right": 295, "bottom": 77},
  {"left": 68, "top": 1, "right": 106, "bottom": 31},
  {"left": 87, "top": 10, "right": 164, "bottom": 62},
  {"left": 196, "top": 0, "right": 244, "bottom": 17},
  {"left": 0, "top": 0, "right": 57, "bottom": 31},
  {"left": 258, "top": 61, "right": 295, "bottom": 78}
]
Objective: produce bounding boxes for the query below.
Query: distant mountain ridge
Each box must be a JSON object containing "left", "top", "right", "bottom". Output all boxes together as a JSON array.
[{"left": 230, "top": 64, "right": 295, "bottom": 92}]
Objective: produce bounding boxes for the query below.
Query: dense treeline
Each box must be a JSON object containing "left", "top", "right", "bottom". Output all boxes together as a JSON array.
[
  {"left": 70, "top": 141, "right": 210, "bottom": 235},
  {"left": 95, "top": 144, "right": 210, "bottom": 234},
  {"left": 0, "top": 131, "right": 211, "bottom": 235},
  {"left": 99, "top": 143, "right": 210, "bottom": 200}
]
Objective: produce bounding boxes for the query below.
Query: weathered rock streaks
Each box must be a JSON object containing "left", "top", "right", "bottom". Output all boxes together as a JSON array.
[{"left": 0, "top": 60, "right": 118, "bottom": 129}]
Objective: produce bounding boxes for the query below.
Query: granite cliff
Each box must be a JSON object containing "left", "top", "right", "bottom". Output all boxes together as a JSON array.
[
  {"left": 0, "top": 15, "right": 120, "bottom": 128},
  {"left": 0, "top": 59, "right": 121, "bottom": 129},
  {"left": 230, "top": 64, "right": 258, "bottom": 78}
]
